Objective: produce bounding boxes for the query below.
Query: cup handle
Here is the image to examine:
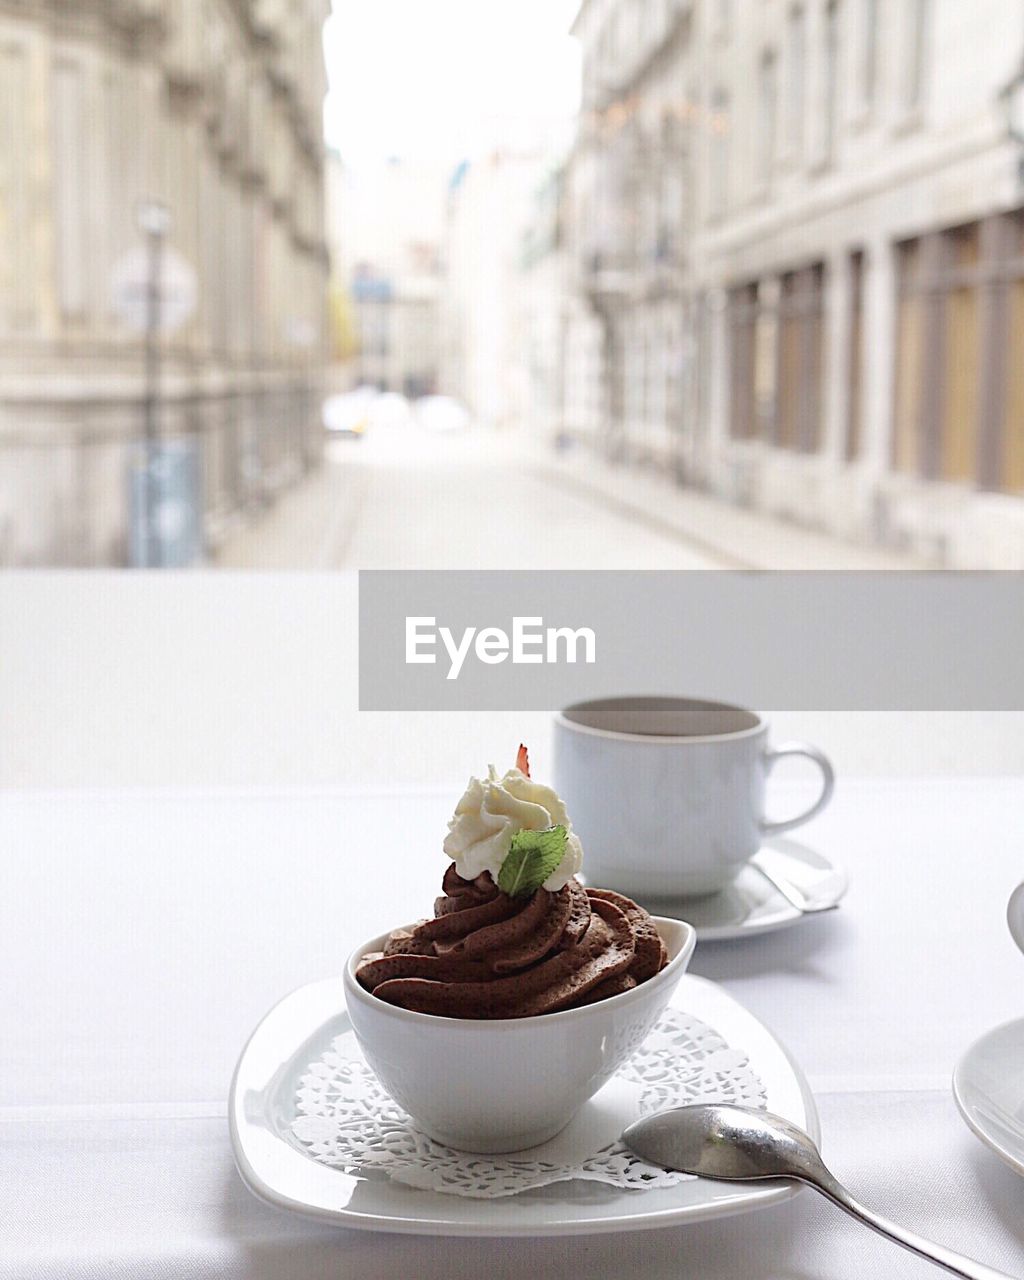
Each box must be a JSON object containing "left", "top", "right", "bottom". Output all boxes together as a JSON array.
[
  {"left": 1008, "top": 883, "right": 1024, "bottom": 957},
  {"left": 759, "top": 742, "right": 835, "bottom": 838}
]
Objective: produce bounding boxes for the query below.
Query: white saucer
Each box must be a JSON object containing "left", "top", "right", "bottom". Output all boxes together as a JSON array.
[
  {"left": 953, "top": 1017, "right": 1024, "bottom": 1178},
  {"left": 230, "top": 973, "right": 818, "bottom": 1237},
  {"left": 644, "top": 839, "right": 848, "bottom": 942}
]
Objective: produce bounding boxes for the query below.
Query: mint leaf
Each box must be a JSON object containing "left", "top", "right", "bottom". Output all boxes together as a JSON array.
[{"left": 497, "top": 825, "right": 568, "bottom": 897}]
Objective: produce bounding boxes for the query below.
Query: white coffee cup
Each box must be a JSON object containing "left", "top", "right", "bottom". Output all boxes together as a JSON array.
[
  {"left": 1008, "top": 882, "right": 1024, "bottom": 956},
  {"left": 553, "top": 696, "right": 834, "bottom": 900}
]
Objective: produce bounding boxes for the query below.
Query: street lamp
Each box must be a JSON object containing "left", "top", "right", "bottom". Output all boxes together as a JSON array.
[{"left": 136, "top": 200, "right": 170, "bottom": 567}]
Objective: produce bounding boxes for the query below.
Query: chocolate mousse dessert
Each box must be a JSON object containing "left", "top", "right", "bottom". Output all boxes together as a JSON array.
[{"left": 356, "top": 746, "right": 667, "bottom": 1018}]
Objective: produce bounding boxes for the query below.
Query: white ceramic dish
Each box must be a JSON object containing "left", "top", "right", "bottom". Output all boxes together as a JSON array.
[
  {"left": 1009, "top": 882, "right": 1024, "bottom": 956},
  {"left": 343, "top": 915, "right": 695, "bottom": 1152},
  {"left": 952, "top": 882, "right": 1024, "bottom": 1178},
  {"left": 230, "top": 967, "right": 819, "bottom": 1236},
  {"left": 643, "top": 839, "right": 848, "bottom": 942},
  {"left": 555, "top": 697, "right": 834, "bottom": 898},
  {"left": 953, "top": 1016, "right": 1024, "bottom": 1179}
]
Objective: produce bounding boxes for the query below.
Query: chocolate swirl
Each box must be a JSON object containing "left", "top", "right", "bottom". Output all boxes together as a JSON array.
[{"left": 356, "top": 865, "right": 668, "bottom": 1018}]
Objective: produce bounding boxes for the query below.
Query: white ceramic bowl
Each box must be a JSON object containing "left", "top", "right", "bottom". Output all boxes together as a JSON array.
[{"left": 343, "top": 915, "right": 696, "bottom": 1153}]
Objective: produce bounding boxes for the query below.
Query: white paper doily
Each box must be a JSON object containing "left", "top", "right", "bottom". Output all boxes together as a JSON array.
[{"left": 291, "top": 1008, "right": 766, "bottom": 1199}]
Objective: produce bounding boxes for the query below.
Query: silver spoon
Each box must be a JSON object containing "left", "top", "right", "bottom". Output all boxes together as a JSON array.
[
  {"left": 623, "top": 1104, "right": 1017, "bottom": 1280},
  {"left": 749, "top": 849, "right": 839, "bottom": 914}
]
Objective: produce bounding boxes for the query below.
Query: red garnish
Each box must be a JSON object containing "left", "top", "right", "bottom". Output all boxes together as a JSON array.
[{"left": 516, "top": 743, "right": 530, "bottom": 777}]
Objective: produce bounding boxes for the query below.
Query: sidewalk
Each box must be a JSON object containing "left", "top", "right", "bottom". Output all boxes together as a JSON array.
[
  {"left": 214, "top": 454, "right": 368, "bottom": 569},
  {"left": 529, "top": 438, "right": 918, "bottom": 570}
]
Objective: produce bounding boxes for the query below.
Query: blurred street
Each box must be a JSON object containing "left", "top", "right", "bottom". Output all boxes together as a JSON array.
[{"left": 215, "top": 424, "right": 914, "bottom": 570}]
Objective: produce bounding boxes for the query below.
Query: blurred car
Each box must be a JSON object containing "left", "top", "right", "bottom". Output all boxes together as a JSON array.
[
  {"left": 321, "top": 388, "right": 376, "bottom": 439},
  {"left": 415, "top": 395, "right": 471, "bottom": 433},
  {"left": 368, "top": 391, "right": 412, "bottom": 427}
]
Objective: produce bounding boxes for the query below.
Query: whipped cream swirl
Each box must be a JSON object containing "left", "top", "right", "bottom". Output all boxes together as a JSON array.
[{"left": 442, "top": 764, "right": 584, "bottom": 891}]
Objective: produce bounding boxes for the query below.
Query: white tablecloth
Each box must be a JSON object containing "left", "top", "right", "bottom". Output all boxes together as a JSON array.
[{"left": 2, "top": 778, "right": 1023, "bottom": 1278}]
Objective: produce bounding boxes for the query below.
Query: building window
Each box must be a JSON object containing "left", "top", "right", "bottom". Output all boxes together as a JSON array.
[
  {"left": 727, "top": 283, "right": 758, "bottom": 439},
  {"left": 940, "top": 224, "right": 981, "bottom": 483},
  {"left": 625, "top": 323, "right": 644, "bottom": 433},
  {"left": 709, "top": 88, "right": 729, "bottom": 220},
  {"left": 846, "top": 250, "right": 865, "bottom": 460},
  {"left": 695, "top": 291, "right": 711, "bottom": 439},
  {"left": 0, "top": 41, "right": 34, "bottom": 330},
  {"left": 102, "top": 69, "right": 127, "bottom": 330},
  {"left": 786, "top": 7, "right": 806, "bottom": 161},
  {"left": 894, "top": 239, "right": 924, "bottom": 475},
  {"left": 758, "top": 50, "right": 778, "bottom": 190},
  {"left": 999, "top": 213, "right": 1024, "bottom": 492},
  {"left": 649, "top": 315, "right": 668, "bottom": 437},
  {"left": 776, "top": 264, "right": 826, "bottom": 452},
  {"left": 755, "top": 281, "right": 780, "bottom": 441},
  {"left": 894, "top": 224, "right": 982, "bottom": 486},
  {"left": 859, "top": 0, "right": 879, "bottom": 109},
  {"left": 902, "top": 0, "right": 930, "bottom": 113},
  {"left": 824, "top": 1, "right": 841, "bottom": 164},
  {"left": 52, "top": 57, "right": 89, "bottom": 321},
  {"left": 658, "top": 158, "right": 683, "bottom": 262}
]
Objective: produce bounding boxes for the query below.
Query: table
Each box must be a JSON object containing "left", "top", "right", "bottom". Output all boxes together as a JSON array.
[{"left": 3, "top": 778, "right": 1023, "bottom": 1278}]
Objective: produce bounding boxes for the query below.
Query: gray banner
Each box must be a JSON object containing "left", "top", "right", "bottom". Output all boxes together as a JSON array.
[{"left": 359, "top": 571, "right": 1024, "bottom": 710}]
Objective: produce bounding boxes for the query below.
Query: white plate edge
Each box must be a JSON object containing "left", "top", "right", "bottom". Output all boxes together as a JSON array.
[{"left": 951, "top": 1017, "right": 1024, "bottom": 1180}]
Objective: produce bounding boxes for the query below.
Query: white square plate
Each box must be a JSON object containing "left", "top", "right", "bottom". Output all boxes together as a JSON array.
[{"left": 230, "top": 972, "right": 818, "bottom": 1236}]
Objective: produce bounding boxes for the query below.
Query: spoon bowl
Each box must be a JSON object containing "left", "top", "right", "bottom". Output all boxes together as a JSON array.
[{"left": 624, "top": 1103, "right": 829, "bottom": 1184}]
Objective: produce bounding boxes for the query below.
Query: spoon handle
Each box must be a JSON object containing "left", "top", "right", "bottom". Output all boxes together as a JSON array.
[
  {"left": 814, "top": 1176, "right": 1017, "bottom": 1280},
  {"left": 748, "top": 851, "right": 838, "bottom": 914}
]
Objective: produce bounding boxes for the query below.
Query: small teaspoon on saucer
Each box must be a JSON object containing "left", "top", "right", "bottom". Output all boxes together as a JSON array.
[
  {"left": 623, "top": 1104, "right": 1018, "bottom": 1280},
  {"left": 749, "top": 848, "right": 839, "bottom": 914}
]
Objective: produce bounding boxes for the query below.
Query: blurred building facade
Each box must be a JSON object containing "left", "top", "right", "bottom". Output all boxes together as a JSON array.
[
  {"left": 565, "top": 0, "right": 1024, "bottom": 565},
  {"left": 331, "top": 160, "right": 444, "bottom": 399},
  {"left": 567, "top": 0, "right": 694, "bottom": 472},
  {"left": 350, "top": 251, "right": 441, "bottom": 399},
  {"left": 442, "top": 151, "right": 551, "bottom": 428},
  {"left": 323, "top": 151, "right": 359, "bottom": 375},
  {"left": 518, "top": 165, "right": 572, "bottom": 437},
  {"left": 0, "top": 0, "right": 329, "bottom": 566}
]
